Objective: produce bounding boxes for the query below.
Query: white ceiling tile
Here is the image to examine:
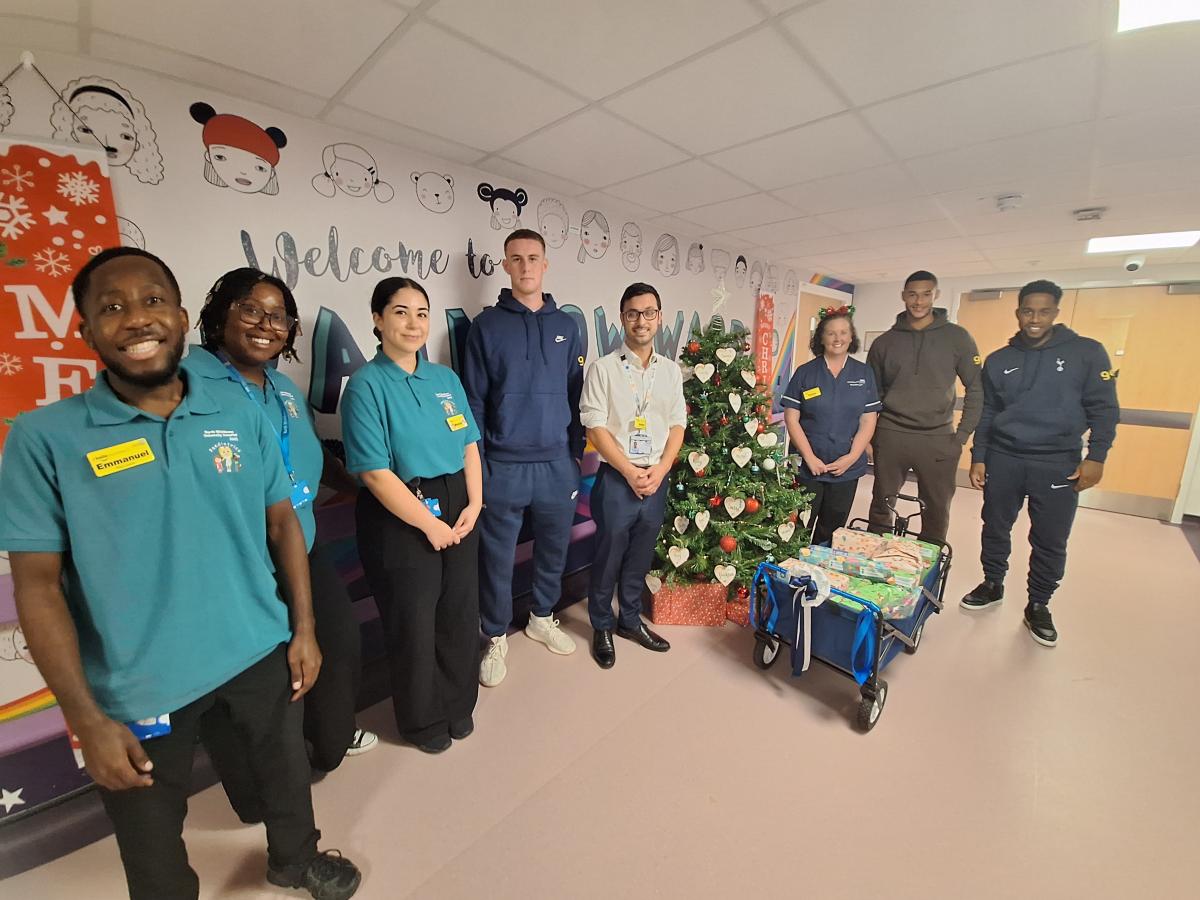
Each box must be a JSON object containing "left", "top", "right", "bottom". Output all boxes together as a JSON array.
[
  {"left": 676, "top": 193, "right": 802, "bottom": 233},
  {"left": 931, "top": 170, "right": 1092, "bottom": 219},
  {"left": 1091, "top": 155, "right": 1200, "bottom": 200},
  {"left": 426, "top": 0, "right": 763, "bottom": 100},
  {"left": 322, "top": 106, "right": 486, "bottom": 164},
  {"left": 343, "top": 22, "right": 583, "bottom": 151},
  {"left": 816, "top": 197, "right": 947, "bottom": 233},
  {"left": 1095, "top": 107, "right": 1200, "bottom": 167},
  {"left": 481, "top": 157, "right": 590, "bottom": 199},
  {"left": 849, "top": 219, "right": 963, "bottom": 247},
  {"left": 502, "top": 109, "right": 686, "bottom": 189},
  {"left": 784, "top": 0, "right": 1102, "bottom": 106},
  {"left": 700, "top": 233, "right": 758, "bottom": 254},
  {"left": 766, "top": 233, "right": 879, "bottom": 258},
  {"left": 604, "top": 28, "right": 844, "bottom": 154},
  {"left": 605, "top": 159, "right": 754, "bottom": 213},
  {"left": 91, "top": 0, "right": 407, "bottom": 97},
  {"left": 575, "top": 191, "right": 662, "bottom": 221},
  {"left": 0, "top": 18, "right": 79, "bottom": 53},
  {"left": 707, "top": 113, "right": 891, "bottom": 189},
  {"left": 758, "top": 0, "right": 807, "bottom": 13},
  {"left": 772, "top": 164, "right": 922, "bottom": 215},
  {"left": 982, "top": 240, "right": 1093, "bottom": 261},
  {"left": 646, "top": 214, "right": 707, "bottom": 237},
  {"left": 732, "top": 215, "right": 838, "bottom": 247},
  {"left": 1103, "top": 21, "right": 1200, "bottom": 117},
  {"left": 89, "top": 33, "right": 329, "bottom": 119},
  {"left": 2, "top": 1, "right": 78, "bottom": 21},
  {"left": 863, "top": 48, "right": 1097, "bottom": 159}
]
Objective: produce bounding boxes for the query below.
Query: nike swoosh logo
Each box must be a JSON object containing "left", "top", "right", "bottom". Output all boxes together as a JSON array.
[
  {"left": 555, "top": 335, "right": 566, "bottom": 342},
  {"left": 1050, "top": 483, "right": 1072, "bottom": 490},
  {"left": 1003, "top": 367, "right": 1019, "bottom": 375}
]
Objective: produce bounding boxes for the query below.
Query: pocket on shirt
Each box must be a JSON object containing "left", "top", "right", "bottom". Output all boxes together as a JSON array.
[{"left": 492, "top": 392, "right": 570, "bottom": 451}]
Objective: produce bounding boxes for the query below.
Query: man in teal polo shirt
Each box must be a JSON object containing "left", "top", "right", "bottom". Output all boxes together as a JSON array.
[{"left": 0, "top": 248, "right": 360, "bottom": 900}]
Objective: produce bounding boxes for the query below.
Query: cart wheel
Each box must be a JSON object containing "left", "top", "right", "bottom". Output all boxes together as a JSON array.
[
  {"left": 856, "top": 680, "right": 888, "bottom": 732},
  {"left": 753, "top": 637, "right": 780, "bottom": 670},
  {"left": 905, "top": 619, "right": 924, "bottom": 655}
]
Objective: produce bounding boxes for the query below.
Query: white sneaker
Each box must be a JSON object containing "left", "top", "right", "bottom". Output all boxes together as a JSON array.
[
  {"left": 344, "top": 728, "right": 378, "bottom": 756},
  {"left": 480, "top": 634, "right": 509, "bottom": 687},
  {"left": 525, "top": 613, "right": 577, "bottom": 655}
]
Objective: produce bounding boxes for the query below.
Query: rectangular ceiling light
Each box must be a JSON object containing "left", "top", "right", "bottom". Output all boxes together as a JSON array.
[
  {"left": 1087, "top": 231, "right": 1200, "bottom": 253},
  {"left": 1118, "top": 0, "right": 1200, "bottom": 32}
]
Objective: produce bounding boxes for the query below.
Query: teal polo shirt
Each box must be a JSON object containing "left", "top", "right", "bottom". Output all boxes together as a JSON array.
[
  {"left": 342, "top": 350, "right": 480, "bottom": 481},
  {"left": 182, "top": 346, "right": 325, "bottom": 550},
  {"left": 0, "top": 371, "right": 294, "bottom": 722}
]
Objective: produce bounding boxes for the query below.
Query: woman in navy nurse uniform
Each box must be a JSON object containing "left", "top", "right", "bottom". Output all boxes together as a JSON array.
[
  {"left": 782, "top": 308, "right": 881, "bottom": 546},
  {"left": 342, "top": 277, "right": 483, "bottom": 754}
]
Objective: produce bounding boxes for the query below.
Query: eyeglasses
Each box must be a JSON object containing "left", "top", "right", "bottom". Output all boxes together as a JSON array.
[
  {"left": 234, "top": 300, "right": 297, "bottom": 333},
  {"left": 621, "top": 308, "right": 660, "bottom": 323}
]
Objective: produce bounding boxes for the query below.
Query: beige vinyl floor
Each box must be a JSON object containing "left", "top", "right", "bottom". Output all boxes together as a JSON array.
[{"left": 8, "top": 477, "right": 1200, "bottom": 899}]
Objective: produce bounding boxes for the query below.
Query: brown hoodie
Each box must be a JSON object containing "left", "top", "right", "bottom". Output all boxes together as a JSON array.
[{"left": 866, "top": 308, "right": 982, "bottom": 441}]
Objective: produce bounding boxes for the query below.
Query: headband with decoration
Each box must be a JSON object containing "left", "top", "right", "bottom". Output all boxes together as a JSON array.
[{"left": 818, "top": 304, "right": 855, "bottom": 319}]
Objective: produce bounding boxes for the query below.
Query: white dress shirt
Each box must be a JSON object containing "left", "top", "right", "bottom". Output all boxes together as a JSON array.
[{"left": 580, "top": 344, "right": 687, "bottom": 467}]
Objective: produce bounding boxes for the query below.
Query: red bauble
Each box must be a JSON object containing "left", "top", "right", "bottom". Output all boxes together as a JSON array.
[
  {"left": 719, "top": 535, "right": 737, "bottom": 553},
  {"left": 709, "top": 495, "right": 723, "bottom": 508},
  {"left": 757, "top": 422, "right": 765, "bottom": 434},
  {"left": 701, "top": 422, "right": 712, "bottom": 437},
  {"left": 789, "top": 510, "right": 799, "bottom": 524},
  {"left": 720, "top": 415, "right": 729, "bottom": 426},
  {"left": 687, "top": 340, "right": 700, "bottom": 354},
  {"left": 713, "top": 374, "right": 721, "bottom": 386},
  {"left": 696, "top": 468, "right": 706, "bottom": 478},
  {"left": 745, "top": 497, "right": 760, "bottom": 514},
  {"left": 757, "top": 404, "right": 770, "bottom": 416},
  {"left": 737, "top": 586, "right": 750, "bottom": 599}
]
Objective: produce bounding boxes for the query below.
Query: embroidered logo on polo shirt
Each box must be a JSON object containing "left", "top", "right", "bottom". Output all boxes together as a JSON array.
[
  {"left": 279, "top": 391, "right": 301, "bottom": 419},
  {"left": 210, "top": 442, "right": 242, "bottom": 473},
  {"left": 846, "top": 378, "right": 866, "bottom": 387}
]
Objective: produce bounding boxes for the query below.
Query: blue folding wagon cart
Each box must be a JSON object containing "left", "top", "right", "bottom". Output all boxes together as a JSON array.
[{"left": 749, "top": 495, "right": 951, "bottom": 732}]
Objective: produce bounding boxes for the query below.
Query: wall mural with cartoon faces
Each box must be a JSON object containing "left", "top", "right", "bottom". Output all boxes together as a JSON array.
[
  {"left": 765, "top": 264, "right": 778, "bottom": 293},
  {"left": 190, "top": 102, "right": 287, "bottom": 195},
  {"left": 537, "top": 197, "right": 569, "bottom": 248},
  {"left": 577, "top": 209, "right": 610, "bottom": 263},
  {"left": 49, "top": 76, "right": 164, "bottom": 184},
  {"left": 0, "top": 621, "right": 33, "bottom": 664},
  {"left": 476, "top": 181, "right": 527, "bottom": 230},
  {"left": 749, "top": 260, "right": 764, "bottom": 297},
  {"left": 711, "top": 248, "right": 730, "bottom": 281},
  {"left": 0, "top": 85, "right": 13, "bottom": 131},
  {"left": 312, "top": 143, "right": 394, "bottom": 202},
  {"left": 118, "top": 215, "right": 146, "bottom": 249},
  {"left": 686, "top": 241, "right": 705, "bottom": 275},
  {"left": 784, "top": 268, "right": 799, "bottom": 297},
  {"left": 412, "top": 170, "right": 455, "bottom": 213},
  {"left": 651, "top": 233, "right": 680, "bottom": 277},
  {"left": 620, "top": 222, "right": 642, "bottom": 272},
  {"left": 734, "top": 254, "right": 748, "bottom": 287}
]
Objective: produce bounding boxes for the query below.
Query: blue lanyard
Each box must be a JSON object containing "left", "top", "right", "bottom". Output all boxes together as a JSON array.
[{"left": 220, "top": 357, "right": 296, "bottom": 484}]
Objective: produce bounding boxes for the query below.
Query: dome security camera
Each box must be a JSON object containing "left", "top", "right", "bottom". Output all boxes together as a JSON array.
[{"left": 1125, "top": 255, "right": 1145, "bottom": 272}]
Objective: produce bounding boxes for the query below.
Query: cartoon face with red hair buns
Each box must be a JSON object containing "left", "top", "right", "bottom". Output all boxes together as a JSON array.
[{"left": 190, "top": 101, "right": 288, "bottom": 195}]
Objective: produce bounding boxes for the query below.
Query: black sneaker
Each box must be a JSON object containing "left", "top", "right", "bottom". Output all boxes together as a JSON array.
[
  {"left": 267, "top": 849, "right": 361, "bottom": 899},
  {"left": 449, "top": 716, "right": 474, "bottom": 740},
  {"left": 1023, "top": 603, "right": 1058, "bottom": 648},
  {"left": 960, "top": 580, "right": 1004, "bottom": 610}
]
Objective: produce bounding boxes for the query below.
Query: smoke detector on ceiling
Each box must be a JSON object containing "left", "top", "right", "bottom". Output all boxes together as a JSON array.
[
  {"left": 1072, "top": 206, "right": 1107, "bottom": 222},
  {"left": 995, "top": 193, "right": 1023, "bottom": 212}
]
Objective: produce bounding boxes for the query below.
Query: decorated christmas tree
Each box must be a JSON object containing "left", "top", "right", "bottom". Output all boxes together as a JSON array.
[{"left": 652, "top": 319, "right": 811, "bottom": 597}]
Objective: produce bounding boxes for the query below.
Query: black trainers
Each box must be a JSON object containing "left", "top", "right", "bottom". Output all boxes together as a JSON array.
[
  {"left": 960, "top": 580, "right": 1004, "bottom": 610},
  {"left": 1023, "top": 603, "right": 1058, "bottom": 648},
  {"left": 449, "top": 716, "right": 474, "bottom": 740},
  {"left": 267, "top": 849, "right": 361, "bottom": 899}
]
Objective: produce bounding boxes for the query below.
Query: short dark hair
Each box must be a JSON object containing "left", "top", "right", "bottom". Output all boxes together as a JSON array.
[
  {"left": 903, "top": 270, "right": 938, "bottom": 289},
  {"left": 810, "top": 311, "right": 860, "bottom": 356},
  {"left": 1018, "top": 279, "right": 1063, "bottom": 305},
  {"left": 198, "top": 267, "right": 301, "bottom": 363},
  {"left": 619, "top": 282, "right": 661, "bottom": 313},
  {"left": 503, "top": 228, "right": 545, "bottom": 252},
  {"left": 71, "top": 246, "right": 181, "bottom": 314},
  {"left": 369, "top": 277, "right": 429, "bottom": 339}
]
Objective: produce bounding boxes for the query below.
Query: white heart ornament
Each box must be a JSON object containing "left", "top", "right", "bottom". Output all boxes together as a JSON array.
[
  {"left": 728, "top": 393, "right": 742, "bottom": 413},
  {"left": 695, "top": 363, "right": 716, "bottom": 383},
  {"left": 777, "top": 522, "right": 796, "bottom": 542},
  {"left": 731, "top": 446, "right": 753, "bottom": 468},
  {"left": 743, "top": 418, "right": 759, "bottom": 437},
  {"left": 740, "top": 370, "right": 757, "bottom": 388},
  {"left": 714, "top": 564, "right": 737, "bottom": 586},
  {"left": 688, "top": 451, "right": 711, "bottom": 474},
  {"left": 645, "top": 573, "right": 663, "bottom": 594},
  {"left": 668, "top": 546, "right": 690, "bottom": 568},
  {"left": 674, "top": 516, "right": 689, "bottom": 534},
  {"left": 757, "top": 432, "right": 778, "bottom": 448},
  {"left": 694, "top": 510, "right": 711, "bottom": 531},
  {"left": 724, "top": 496, "right": 746, "bottom": 518},
  {"left": 715, "top": 347, "right": 737, "bottom": 365}
]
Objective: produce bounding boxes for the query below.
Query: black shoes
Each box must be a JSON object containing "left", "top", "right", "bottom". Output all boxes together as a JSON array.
[
  {"left": 592, "top": 629, "right": 615, "bottom": 669},
  {"left": 617, "top": 622, "right": 671, "bottom": 652},
  {"left": 960, "top": 580, "right": 1004, "bottom": 610},
  {"left": 1023, "top": 603, "right": 1058, "bottom": 648},
  {"left": 449, "top": 716, "right": 474, "bottom": 740},
  {"left": 411, "top": 733, "right": 451, "bottom": 754},
  {"left": 267, "top": 849, "right": 361, "bottom": 899}
]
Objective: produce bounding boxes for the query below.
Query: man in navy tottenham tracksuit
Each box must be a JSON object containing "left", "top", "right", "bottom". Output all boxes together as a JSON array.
[
  {"left": 961, "top": 280, "right": 1119, "bottom": 647},
  {"left": 463, "top": 228, "right": 585, "bottom": 687}
]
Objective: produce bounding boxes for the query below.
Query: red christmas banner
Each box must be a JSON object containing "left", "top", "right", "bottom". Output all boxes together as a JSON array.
[
  {"left": 753, "top": 291, "right": 774, "bottom": 386},
  {"left": 1, "top": 141, "right": 119, "bottom": 448}
]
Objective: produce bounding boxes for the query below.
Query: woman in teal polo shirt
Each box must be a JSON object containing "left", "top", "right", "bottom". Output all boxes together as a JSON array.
[
  {"left": 342, "top": 276, "right": 483, "bottom": 754},
  {"left": 182, "top": 268, "right": 376, "bottom": 822}
]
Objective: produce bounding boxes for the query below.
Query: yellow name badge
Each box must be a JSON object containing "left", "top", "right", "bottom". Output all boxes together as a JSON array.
[
  {"left": 86, "top": 438, "right": 156, "bottom": 478},
  {"left": 633, "top": 416, "right": 648, "bottom": 431},
  {"left": 446, "top": 414, "right": 468, "bottom": 432},
  {"left": 802, "top": 387, "right": 822, "bottom": 400}
]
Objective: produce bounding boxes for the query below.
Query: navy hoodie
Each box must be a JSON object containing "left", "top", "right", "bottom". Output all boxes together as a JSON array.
[
  {"left": 971, "top": 325, "right": 1119, "bottom": 464},
  {"left": 462, "top": 289, "right": 585, "bottom": 463}
]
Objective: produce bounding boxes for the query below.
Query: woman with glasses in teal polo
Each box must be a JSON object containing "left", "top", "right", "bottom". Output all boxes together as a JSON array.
[{"left": 182, "top": 267, "right": 376, "bottom": 824}]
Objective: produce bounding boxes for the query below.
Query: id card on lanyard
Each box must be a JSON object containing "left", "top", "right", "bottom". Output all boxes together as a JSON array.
[
  {"left": 621, "top": 353, "right": 656, "bottom": 459},
  {"left": 221, "top": 358, "right": 314, "bottom": 510}
]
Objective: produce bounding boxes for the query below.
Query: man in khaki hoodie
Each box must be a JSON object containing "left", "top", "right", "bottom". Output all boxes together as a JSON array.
[{"left": 866, "top": 270, "right": 982, "bottom": 544}]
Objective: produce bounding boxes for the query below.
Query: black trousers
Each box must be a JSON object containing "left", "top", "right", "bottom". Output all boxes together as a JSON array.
[
  {"left": 356, "top": 471, "right": 480, "bottom": 744},
  {"left": 98, "top": 645, "right": 319, "bottom": 900},
  {"left": 868, "top": 427, "right": 961, "bottom": 543},
  {"left": 799, "top": 477, "right": 860, "bottom": 546},
  {"left": 980, "top": 449, "right": 1081, "bottom": 605},
  {"left": 202, "top": 544, "right": 362, "bottom": 823}
]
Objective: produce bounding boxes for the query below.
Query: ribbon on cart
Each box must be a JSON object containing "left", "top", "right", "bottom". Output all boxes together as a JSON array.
[
  {"left": 788, "top": 562, "right": 830, "bottom": 675},
  {"left": 834, "top": 589, "right": 881, "bottom": 686}
]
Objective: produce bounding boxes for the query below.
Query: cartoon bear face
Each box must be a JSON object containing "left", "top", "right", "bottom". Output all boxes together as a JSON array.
[
  {"left": 0, "top": 621, "right": 33, "bottom": 663},
  {"left": 412, "top": 171, "right": 455, "bottom": 213}
]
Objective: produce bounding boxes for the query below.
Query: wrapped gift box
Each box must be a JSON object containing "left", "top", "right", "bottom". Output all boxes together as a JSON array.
[
  {"left": 726, "top": 598, "right": 750, "bottom": 627},
  {"left": 650, "top": 582, "right": 728, "bottom": 626}
]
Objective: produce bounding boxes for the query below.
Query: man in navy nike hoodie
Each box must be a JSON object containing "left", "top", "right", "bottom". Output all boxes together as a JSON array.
[
  {"left": 961, "top": 280, "right": 1118, "bottom": 648},
  {"left": 463, "top": 228, "right": 585, "bottom": 687}
]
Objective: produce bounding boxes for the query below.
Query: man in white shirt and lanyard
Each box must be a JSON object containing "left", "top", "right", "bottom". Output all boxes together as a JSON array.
[{"left": 580, "top": 283, "right": 686, "bottom": 669}]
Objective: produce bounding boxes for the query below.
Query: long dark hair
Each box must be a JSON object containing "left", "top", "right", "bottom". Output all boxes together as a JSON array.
[{"left": 198, "top": 267, "right": 301, "bottom": 362}]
